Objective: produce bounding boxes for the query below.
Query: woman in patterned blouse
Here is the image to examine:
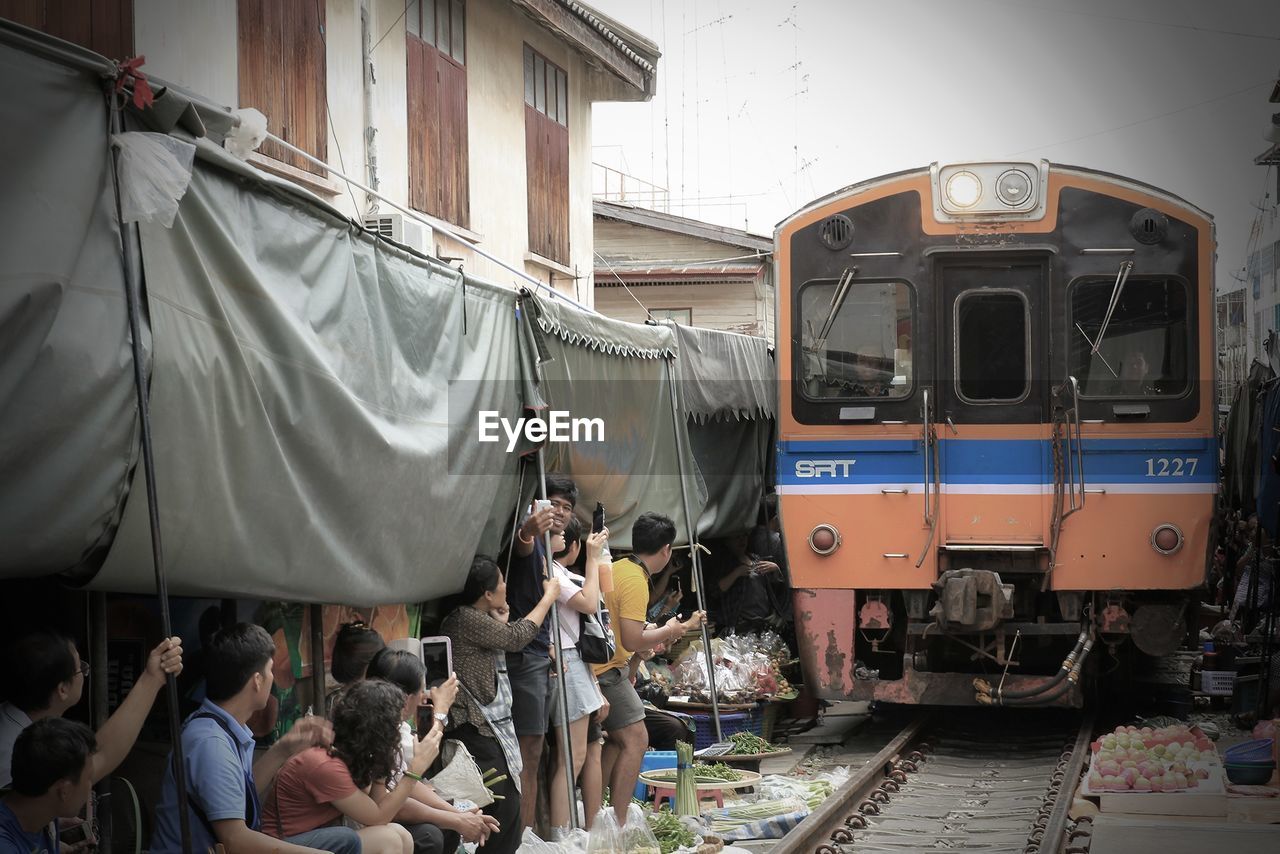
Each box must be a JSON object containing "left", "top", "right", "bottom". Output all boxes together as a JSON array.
[{"left": 440, "top": 556, "right": 559, "bottom": 854}]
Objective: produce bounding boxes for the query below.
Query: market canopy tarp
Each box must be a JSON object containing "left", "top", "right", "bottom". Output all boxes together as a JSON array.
[
  {"left": 0, "top": 22, "right": 777, "bottom": 602},
  {"left": 669, "top": 322, "right": 776, "bottom": 538},
  {"left": 0, "top": 31, "right": 140, "bottom": 580},
  {"left": 521, "top": 292, "right": 706, "bottom": 550}
]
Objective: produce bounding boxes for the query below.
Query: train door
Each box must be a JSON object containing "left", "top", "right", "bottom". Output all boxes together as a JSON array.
[{"left": 935, "top": 261, "right": 1049, "bottom": 545}]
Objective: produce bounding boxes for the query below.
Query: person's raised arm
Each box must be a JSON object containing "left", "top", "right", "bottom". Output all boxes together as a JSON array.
[
  {"left": 565, "top": 530, "right": 607, "bottom": 615},
  {"left": 90, "top": 637, "right": 183, "bottom": 783},
  {"left": 513, "top": 506, "right": 555, "bottom": 558}
]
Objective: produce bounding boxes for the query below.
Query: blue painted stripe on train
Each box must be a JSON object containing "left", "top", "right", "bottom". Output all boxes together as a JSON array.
[{"left": 777, "top": 437, "right": 1216, "bottom": 485}]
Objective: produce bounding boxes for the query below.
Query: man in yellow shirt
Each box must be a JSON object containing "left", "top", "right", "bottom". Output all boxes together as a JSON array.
[{"left": 593, "top": 512, "right": 704, "bottom": 825}]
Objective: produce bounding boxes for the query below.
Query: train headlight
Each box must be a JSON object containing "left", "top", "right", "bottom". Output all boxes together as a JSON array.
[
  {"left": 995, "top": 169, "right": 1032, "bottom": 206},
  {"left": 808, "top": 524, "right": 841, "bottom": 556},
  {"left": 945, "top": 171, "right": 982, "bottom": 208},
  {"left": 1151, "top": 524, "right": 1184, "bottom": 555}
]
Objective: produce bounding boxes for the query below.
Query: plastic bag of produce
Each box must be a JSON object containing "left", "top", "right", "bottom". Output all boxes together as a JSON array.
[
  {"left": 586, "top": 807, "right": 621, "bottom": 854},
  {"left": 620, "top": 803, "right": 663, "bottom": 854},
  {"left": 516, "top": 828, "right": 560, "bottom": 854}
]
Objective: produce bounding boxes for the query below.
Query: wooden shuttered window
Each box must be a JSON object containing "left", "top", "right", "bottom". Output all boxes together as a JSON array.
[
  {"left": 407, "top": 0, "right": 469, "bottom": 227},
  {"left": 237, "top": 0, "right": 327, "bottom": 175},
  {"left": 524, "top": 45, "right": 569, "bottom": 265},
  {"left": 0, "top": 0, "right": 133, "bottom": 59}
]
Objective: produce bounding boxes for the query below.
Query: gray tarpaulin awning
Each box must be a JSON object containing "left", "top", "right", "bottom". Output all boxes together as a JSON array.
[
  {"left": 0, "top": 31, "right": 140, "bottom": 580},
  {"left": 520, "top": 292, "right": 706, "bottom": 550},
  {"left": 89, "top": 146, "right": 526, "bottom": 604},
  {"left": 0, "top": 22, "right": 776, "bottom": 603},
  {"left": 668, "top": 323, "right": 776, "bottom": 538}
]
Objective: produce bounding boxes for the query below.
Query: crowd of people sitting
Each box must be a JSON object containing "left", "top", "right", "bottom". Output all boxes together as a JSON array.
[{"left": 0, "top": 473, "right": 791, "bottom": 854}]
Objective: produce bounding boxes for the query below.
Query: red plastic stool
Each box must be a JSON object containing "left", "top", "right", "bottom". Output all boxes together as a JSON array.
[{"left": 651, "top": 786, "right": 725, "bottom": 809}]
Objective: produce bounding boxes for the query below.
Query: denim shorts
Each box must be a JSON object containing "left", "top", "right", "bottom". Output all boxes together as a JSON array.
[{"left": 506, "top": 650, "right": 552, "bottom": 736}]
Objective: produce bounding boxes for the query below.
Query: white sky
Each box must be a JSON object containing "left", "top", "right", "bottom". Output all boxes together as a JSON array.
[{"left": 589, "top": 0, "right": 1280, "bottom": 293}]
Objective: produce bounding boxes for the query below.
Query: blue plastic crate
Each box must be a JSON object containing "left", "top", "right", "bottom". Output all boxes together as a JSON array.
[
  {"left": 635, "top": 750, "right": 677, "bottom": 800},
  {"left": 690, "top": 707, "right": 762, "bottom": 751}
]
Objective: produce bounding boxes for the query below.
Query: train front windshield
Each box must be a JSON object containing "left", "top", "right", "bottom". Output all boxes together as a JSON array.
[
  {"left": 799, "top": 279, "right": 913, "bottom": 400},
  {"left": 1069, "top": 277, "right": 1189, "bottom": 398}
]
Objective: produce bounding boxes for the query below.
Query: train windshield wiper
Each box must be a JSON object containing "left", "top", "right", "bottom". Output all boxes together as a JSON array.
[
  {"left": 1074, "top": 260, "right": 1133, "bottom": 379},
  {"left": 813, "top": 267, "right": 856, "bottom": 351}
]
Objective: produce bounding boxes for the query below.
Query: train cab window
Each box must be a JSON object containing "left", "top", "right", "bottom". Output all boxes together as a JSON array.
[
  {"left": 955, "top": 291, "right": 1029, "bottom": 402},
  {"left": 1070, "top": 278, "right": 1189, "bottom": 397},
  {"left": 798, "top": 280, "right": 912, "bottom": 399}
]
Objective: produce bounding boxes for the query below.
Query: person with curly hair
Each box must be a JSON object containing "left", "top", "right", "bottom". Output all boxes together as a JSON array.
[
  {"left": 366, "top": 648, "right": 499, "bottom": 853},
  {"left": 264, "top": 679, "right": 443, "bottom": 854}
]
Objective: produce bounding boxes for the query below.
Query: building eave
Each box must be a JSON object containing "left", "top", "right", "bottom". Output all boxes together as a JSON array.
[
  {"left": 511, "top": 0, "right": 658, "bottom": 100},
  {"left": 593, "top": 200, "right": 773, "bottom": 252}
]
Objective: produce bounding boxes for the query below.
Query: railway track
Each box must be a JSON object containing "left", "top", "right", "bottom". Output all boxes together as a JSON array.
[{"left": 763, "top": 709, "right": 1093, "bottom": 854}]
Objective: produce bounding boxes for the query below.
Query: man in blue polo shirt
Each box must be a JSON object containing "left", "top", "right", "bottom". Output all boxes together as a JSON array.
[{"left": 151, "top": 623, "right": 357, "bottom": 854}]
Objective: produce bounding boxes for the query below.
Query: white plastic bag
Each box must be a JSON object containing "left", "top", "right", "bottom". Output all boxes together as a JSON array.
[
  {"left": 428, "top": 739, "right": 494, "bottom": 808},
  {"left": 110, "top": 132, "right": 195, "bottom": 228},
  {"left": 515, "top": 828, "right": 560, "bottom": 854}
]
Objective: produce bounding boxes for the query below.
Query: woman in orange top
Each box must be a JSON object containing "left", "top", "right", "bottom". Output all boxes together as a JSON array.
[{"left": 264, "top": 679, "right": 445, "bottom": 854}]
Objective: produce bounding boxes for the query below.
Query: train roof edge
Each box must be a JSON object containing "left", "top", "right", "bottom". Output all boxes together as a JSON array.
[{"left": 773, "top": 161, "right": 1215, "bottom": 239}]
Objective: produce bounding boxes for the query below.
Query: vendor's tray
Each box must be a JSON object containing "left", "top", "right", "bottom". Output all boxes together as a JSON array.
[{"left": 639, "top": 768, "right": 763, "bottom": 791}]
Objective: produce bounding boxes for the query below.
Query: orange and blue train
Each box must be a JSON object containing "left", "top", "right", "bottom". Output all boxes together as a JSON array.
[{"left": 775, "top": 161, "right": 1215, "bottom": 706}]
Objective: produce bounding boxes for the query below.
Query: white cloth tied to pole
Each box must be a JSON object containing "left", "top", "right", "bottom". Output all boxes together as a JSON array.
[{"left": 110, "top": 132, "right": 195, "bottom": 227}]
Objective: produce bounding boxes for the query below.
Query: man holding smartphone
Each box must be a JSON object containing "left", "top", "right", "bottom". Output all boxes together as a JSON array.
[{"left": 505, "top": 474, "right": 577, "bottom": 829}]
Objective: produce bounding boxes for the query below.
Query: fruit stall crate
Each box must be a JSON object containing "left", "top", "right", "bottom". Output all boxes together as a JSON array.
[{"left": 1200, "top": 670, "right": 1235, "bottom": 697}]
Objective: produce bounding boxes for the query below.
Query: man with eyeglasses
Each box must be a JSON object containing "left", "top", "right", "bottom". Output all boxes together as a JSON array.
[
  {"left": 505, "top": 474, "right": 576, "bottom": 829},
  {"left": 0, "top": 629, "right": 183, "bottom": 790}
]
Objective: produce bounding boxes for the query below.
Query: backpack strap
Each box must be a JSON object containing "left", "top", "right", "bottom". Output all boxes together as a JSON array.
[{"left": 186, "top": 713, "right": 261, "bottom": 839}]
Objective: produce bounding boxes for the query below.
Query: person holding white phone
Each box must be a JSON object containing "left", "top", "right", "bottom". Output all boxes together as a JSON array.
[{"left": 545, "top": 518, "right": 609, "bottom": 832}]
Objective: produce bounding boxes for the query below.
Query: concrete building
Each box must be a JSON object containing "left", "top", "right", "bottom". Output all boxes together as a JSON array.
[
  {"left": 1, "top": 0, "right": 659, "bottom": 300},
  {"left": 593, "top": 199, "right": 775, "bottom": 340}
]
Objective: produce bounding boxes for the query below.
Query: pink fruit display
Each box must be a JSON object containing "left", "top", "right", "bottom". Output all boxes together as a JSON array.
[{"left": 1087, "top": 723, "right": 1219, "bottom": 793}]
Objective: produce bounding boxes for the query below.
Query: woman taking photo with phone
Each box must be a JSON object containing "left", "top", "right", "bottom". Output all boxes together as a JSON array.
[
  {"left": 546, "top": 520, "right": 609, "bottom": 832},
  {"left": 365, "top": 649, "right": 499, "bottom": 853},
  {"left": 441, "top": 556, "right": 559, "bottom": 854},
  {"left": 263, "top": 679, "right": 444, "bottom": 854}
]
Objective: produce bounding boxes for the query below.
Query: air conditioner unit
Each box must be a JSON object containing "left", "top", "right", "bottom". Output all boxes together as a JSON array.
[{"left": 363, "top": 212, "right": 433, "bottom": 256}]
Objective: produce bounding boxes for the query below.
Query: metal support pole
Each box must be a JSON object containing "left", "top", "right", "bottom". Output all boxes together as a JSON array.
[
  {"left": 536, "top": 450, "right": 578, "bottom": 829},
  {"left": 90, "top": 592, "right": 113, "bottom": 852},
  {"left": 310, "top": 604, "right": 326, "bottom": 713},
  {"left": 664, "top": 359, "right": 722, "bottom": 742},
  {"left": 106, "top": 88, "right": 193, "bottom": 852}
]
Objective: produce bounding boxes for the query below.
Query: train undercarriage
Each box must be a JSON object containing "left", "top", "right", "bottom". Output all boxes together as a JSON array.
[{"left": 793, "top": 548, "right": 1192, "bottom": 707}]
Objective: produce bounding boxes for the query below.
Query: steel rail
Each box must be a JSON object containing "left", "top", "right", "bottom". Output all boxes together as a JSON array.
[
  {"left": 768, "top": 713, "right": 932, "bottom": 854},
  {"left": 1036, "top": 714, "right": 1096, "bottom": 854}
]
